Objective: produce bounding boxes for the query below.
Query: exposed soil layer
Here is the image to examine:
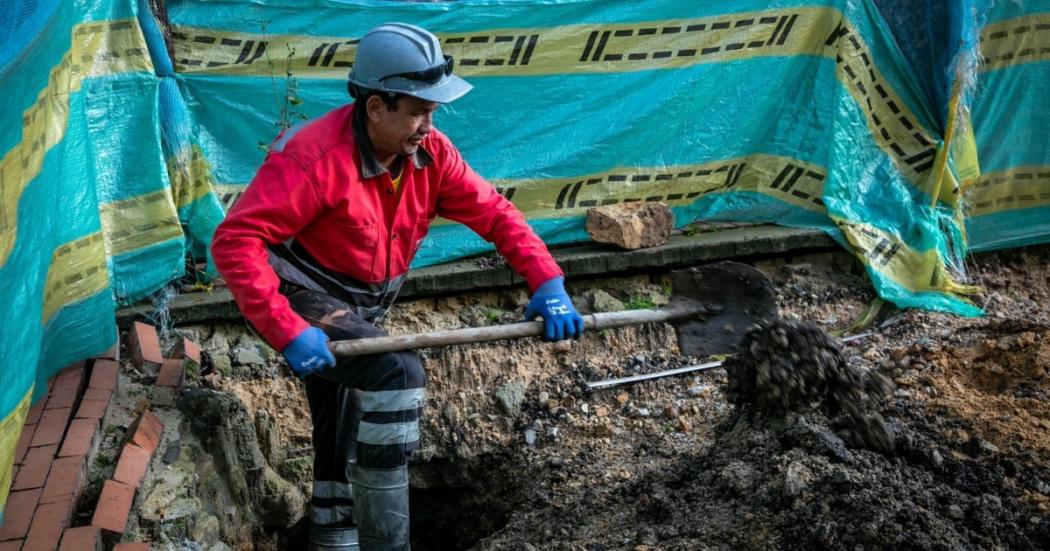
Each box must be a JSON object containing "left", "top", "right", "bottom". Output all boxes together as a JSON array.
[{"left": 141, "top": 245, "right": 1050, "bottom": 551}]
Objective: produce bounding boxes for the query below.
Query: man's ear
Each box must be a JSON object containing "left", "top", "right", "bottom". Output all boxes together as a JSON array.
[{"left": 366, "top": 95, "right": 387, "bottom": 122}]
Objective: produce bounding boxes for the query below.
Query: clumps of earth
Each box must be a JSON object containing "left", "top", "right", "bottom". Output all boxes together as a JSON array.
[{"left": 725, "top": 319, "right": 895, "bottom": 453}]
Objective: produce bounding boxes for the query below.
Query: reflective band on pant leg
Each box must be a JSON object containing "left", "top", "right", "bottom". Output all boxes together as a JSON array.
[{"left": 350, "top": 464, "right": 410, "bottom": 551}]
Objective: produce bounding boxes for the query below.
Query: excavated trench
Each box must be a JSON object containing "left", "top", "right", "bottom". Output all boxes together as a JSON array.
[{"left": 116, "top": 245, "right": 1050, "bottom": 550}]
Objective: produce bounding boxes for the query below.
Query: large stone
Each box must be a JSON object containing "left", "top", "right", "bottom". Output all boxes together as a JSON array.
[
  {"left": 586, "top": 202, "right": 675, "bottom": 250},
  {"left": 493, "top": 378, "right": 526, "bottom": 417}
]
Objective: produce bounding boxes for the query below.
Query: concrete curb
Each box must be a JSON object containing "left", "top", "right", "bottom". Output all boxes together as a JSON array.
[{"left": 116, "top": 225, "right": 836, "bottom": 326}]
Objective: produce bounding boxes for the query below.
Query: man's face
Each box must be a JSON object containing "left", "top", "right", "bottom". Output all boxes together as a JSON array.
[{"left": 367, "top": 95, "right": 439, "bottom": 159}]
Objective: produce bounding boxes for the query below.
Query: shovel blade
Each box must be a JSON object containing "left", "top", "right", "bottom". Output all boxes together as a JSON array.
[{"left": 671, "top": 261, "right": 778, "bottom": 357}]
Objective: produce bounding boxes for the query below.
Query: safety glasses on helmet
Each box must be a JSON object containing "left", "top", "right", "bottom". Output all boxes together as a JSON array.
[{"left": 380, "top": 55, "right": 454, "bottom": 84}]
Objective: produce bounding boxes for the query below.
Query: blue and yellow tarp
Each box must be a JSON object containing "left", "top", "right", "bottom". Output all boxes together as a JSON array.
[{"left": 2, "top": 0, "right": 1048, "bottom": 521}]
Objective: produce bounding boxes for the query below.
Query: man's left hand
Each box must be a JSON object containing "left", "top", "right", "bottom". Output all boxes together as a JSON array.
[{"left": 524, "top": 276, "right": 585, "bottom": 341}]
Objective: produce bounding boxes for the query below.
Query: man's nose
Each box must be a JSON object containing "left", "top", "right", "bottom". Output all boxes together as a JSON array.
[{"left": 419, "top": 112, "right": 434, "bottom": 133}]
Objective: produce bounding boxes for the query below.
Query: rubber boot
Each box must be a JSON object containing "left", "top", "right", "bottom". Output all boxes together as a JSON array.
[
  {"left": 309, "top": 523, "right": 360, "bottom": 550},
  {"left": 350, "top": 464, "right": 410, "bottom": 551}
]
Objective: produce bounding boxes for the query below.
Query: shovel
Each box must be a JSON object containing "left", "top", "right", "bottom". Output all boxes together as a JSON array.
[{"left": 328, "top": 261, "right": 778, "bottom": 359}]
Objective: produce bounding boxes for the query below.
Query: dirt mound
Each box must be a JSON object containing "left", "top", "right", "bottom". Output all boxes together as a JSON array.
[{"left": 725, "top": 319, "right": 894, "bottom": 453}]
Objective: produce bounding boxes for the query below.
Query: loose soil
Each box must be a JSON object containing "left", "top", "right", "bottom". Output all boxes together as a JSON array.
[{"left": 160, "top": 244, "right": 1050, "bottom": 550}]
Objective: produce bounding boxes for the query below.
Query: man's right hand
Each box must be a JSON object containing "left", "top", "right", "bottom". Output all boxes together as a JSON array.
[{"left": 282, "top": 327, "right": 336, "bottom": 378}]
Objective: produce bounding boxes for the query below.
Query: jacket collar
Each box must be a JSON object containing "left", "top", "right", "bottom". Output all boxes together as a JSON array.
[{"left": 351, "top": 104, "right": 434, "bottom": 179}]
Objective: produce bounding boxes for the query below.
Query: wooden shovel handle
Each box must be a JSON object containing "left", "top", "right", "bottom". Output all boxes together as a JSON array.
[{"left": 328, "top": 302, "right": 709, "bottom": 357}]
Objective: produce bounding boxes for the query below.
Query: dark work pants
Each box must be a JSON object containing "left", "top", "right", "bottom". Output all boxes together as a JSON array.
[{"left": 286, "top": 289, "right": 426, "bottom": 528}]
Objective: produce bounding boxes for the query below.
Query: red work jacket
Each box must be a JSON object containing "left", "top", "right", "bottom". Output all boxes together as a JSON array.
[{"left": 212, "top": 104, "right": 562, "bottom": 351}]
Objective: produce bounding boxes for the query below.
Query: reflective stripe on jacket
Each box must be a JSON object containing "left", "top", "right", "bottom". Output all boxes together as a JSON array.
[{"left": 211, "top": 103, "right": 563, "bottom": 350}]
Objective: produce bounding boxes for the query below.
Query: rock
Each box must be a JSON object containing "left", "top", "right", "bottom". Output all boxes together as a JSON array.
[
  {"left": 538, "top": 391, "right": 550, "bottom": 404},
  {"left": 589, "top": 290, "right": 625, "bottom": 312},
  {"left": 210, "top": 354, "right": 233, "bottom": 376},
  {"left": 720, "top": 461, "right": 754, "bottom": 494},
  {"left": 948, "top": 504, "right": 965, "bottom": 520},
  {"left": 546, "top": 427, "right": 559, "bottom": 439},
  {"left": 586, "top": 201, "right": 675, "bottom": 250},
  {"left": 494, "top": 378, "right": 527, "bottom": 417},
  {"left": 234, "top": 347, "right": 267, "bottom": 366},
  {"left": 784, "top": 461, "right": 814, "bottom": 497},
  {"left": 551, "top": 340, "right": 573, "bottom": 353},
  {"left": 616, "top": 392, "right": 630, "bottom": 406},
  {"left": 524, "top": 429, "right": 537, "bottom": 445},
  {"left": 204, "top": 333, "right": 230, "bottom": 355}
]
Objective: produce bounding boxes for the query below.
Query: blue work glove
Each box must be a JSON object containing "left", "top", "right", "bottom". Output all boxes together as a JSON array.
[
  {"left": 524, "top": 276, "right": 585, "bottom": 341},
  {"left": 282, "top": 327, "right": 336, "bottom": 378}
]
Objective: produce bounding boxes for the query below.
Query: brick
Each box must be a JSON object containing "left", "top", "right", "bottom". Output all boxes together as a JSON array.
[
  {"left": 75, "top": 399, "right": 111, "bottom": 421},
  {"left": 0, "top": 488, "right": 41, "bottom": 541},
  {"left": 124, "top": 410, "right": 163, "bottom": 454},
  {"left": 59, "top": 525, "right": 101, "bottom": 551},
  {"left": 40, "top": 455, "right": 86, "bottom": 505},
  {"left": 25, "top": 400, "right": 45, "bottom": 425},
  {"left": 0, "top": 540, "right": 22, "bottom": 551},
  {"left": 112, "top": 444, "right": 152, "bottom": 489},
  {"left": 171, "top": 337, "right": 201, "bottom": 365},
  {"left": 12, "top": 445, "right": 56, "bottom": 491},
  {"left": 88, "top": 359, "right": 119, "bottom": 392},
  {"left": 82, "top": 387, "right": 113, "bottom": 403},
  {"left": 91, "top": 480, "right": 135, "bottom": 534},
  {"left": 58, "top": 418, "right": 99, "bottom": 458},
  {"left": 153, "top": 360, "right": 185, "bottom": 406},
  {"left": 127, "top": 322, "right": 163, "bottom": 370},
  {"left": 29, "top": 407, "right": 71, "bottom": 448},
  {"left": 46, "top": 364, "right": 85, "bottom": 411},
  {"left": 23, "top": 497, "right": 74, "bottom": 551},
  {"left": 13, "top": 424, "right": 34, "bottom": 465},
  {"left": 113, "top": 543, "right": 150, "bottom": 551}
]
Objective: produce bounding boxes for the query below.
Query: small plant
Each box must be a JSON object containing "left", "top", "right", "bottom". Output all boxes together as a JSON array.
[
  {"left": 483, "top": 307, "right": 505, "bottom": 324},
  {"left": 624, "top": 295, "right": 656, "bottom": 310},
  {"left": 185, "top": 359, "right": 200, "bottom": 378}
]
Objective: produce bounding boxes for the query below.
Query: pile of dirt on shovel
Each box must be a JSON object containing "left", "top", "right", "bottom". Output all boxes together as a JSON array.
[{"left": 618, "top": 320, "right": 1050, "bottom": 549}]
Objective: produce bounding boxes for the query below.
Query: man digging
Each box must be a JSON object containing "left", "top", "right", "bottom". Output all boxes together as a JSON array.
[{"left": 211, "top": 23, "right": 584, "bottom": 550}]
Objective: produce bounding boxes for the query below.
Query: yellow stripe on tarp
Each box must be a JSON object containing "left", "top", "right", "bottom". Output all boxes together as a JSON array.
[
  {"left": 169, "top": 144, "right": 219, "bottom": 210},
  {"left": 0, "top": 18, "right": 153, "bottom": 269},
  {"left": 835, "top": 218, "right": 978, "bottom": 297},
  {"left": 966, "top": 166, "right": 1050, "bottom": 217},
  {"left": 41, "top": 232, "right": 109, "bottom": 324},
  {"left": 980, "top": 14, "right": 1050, "bottom": 71},
  {"left": 99, "top": 189, "right": 183, "bottom": 257},
  {"left": 213, "top": 154, "right": 828, "bottom": 220},
  {"left": 0, "top": 388, "right": 33, "bottom": 514},
  {"left": 172, "top": 7, "right": 938, "bottom": 190}
]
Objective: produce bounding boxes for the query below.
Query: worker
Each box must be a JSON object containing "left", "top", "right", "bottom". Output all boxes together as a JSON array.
[{"left": 211, "top": 22, "right": 584, "bottom": 551}]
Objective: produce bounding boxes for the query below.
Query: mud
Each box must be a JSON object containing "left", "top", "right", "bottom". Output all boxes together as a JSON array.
[{"left": 725, "top": 319, "right": 895, "bottom": 453}]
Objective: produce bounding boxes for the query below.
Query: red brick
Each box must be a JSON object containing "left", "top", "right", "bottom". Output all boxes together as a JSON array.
[
  {"left": 88, "top": 359, "right": 119, "bottom": 392},
  {"left": 127, "top": 322, "right": 163, "bottom": 370},
  {"left": 171, "top": 337, "right": 201, "bottom": 365},
  {"left": 125, "top": 410, "right": 163, "bottom": 454},
  {"left": 13, "top": 424, "right": 34, "bottom": 465},
  {"left": 0, "top": 540, "right": 22, "bottom": 550},
  {"left": 58, "top": 418, "right": 99, "bottom": 458},
  {"left": 91, "top": 480, "right": 135, "bottom": 534},
  {"left": 0, "top": 488, "right": 41, "bottom": 541},
  {"left": 40, "top": 455, "right": 86, "bottom": 504},
  {"left": 46, "top": 364, "right": 85, "bottom": 410},
  {"left": 113, "top": 543, "right": 150, "bottom": 551},
  {"left": 82, "top": 387, "right": 112, "bottom": 403},
  {"left": 58, "top": 525, "right": 101, "bottom": 551},
  {"left": 25, "top": 400, "right": 45, "bottom": 425},
  {"left": 113, "top": 443, "right": 152, "bottom": 489},
  {"left": 29, "top": 407, "right": 71, "bottom": 448},
  {"left": 23, "top": 497, "right": 73, "bottom": 550},
  {"left": 75, "top": 399, "right": 110, "bottom": 421},
  {"left": 12, "top": 445, "right": 56, "bottom": 491},
  {"left": 156, "top": 360, "right": 184, "bottom": 389},
  {"left": 153, "top": 360, "right": 185, "bottom": 406}
]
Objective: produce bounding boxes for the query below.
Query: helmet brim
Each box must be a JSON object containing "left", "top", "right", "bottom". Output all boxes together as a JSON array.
[{"left": 407, "top": 74, "right": 473, "bottom": 104}]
